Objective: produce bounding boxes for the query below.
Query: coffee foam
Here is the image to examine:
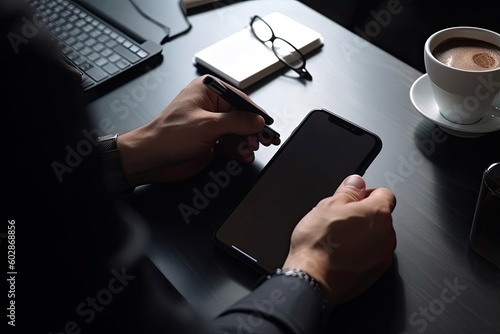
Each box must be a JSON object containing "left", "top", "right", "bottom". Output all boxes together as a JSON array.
[{"left": 433, "top": 38, "right": 500, "bottom": 71}]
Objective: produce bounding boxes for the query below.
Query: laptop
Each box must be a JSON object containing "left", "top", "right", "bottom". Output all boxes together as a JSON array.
[{"left": 26, "top": 0, "right": 163, "bottom": 91}]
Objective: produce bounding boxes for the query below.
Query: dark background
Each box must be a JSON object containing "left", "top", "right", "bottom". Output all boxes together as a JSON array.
[{"left": 298, "top": 0, "right": 499, "bottom": 72}]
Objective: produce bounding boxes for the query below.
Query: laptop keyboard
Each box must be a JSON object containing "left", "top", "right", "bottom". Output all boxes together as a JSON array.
[{"left": 26, "top": 0, "right": 162, "bottom": 90}]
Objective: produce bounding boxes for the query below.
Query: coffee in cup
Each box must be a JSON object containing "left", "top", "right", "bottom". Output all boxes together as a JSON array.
[
  {"left": 424, "top": 27, "right": 500, "bottom": 125},
  {"left": 433, "top": 38, "right": 500, "bottom": 71}
]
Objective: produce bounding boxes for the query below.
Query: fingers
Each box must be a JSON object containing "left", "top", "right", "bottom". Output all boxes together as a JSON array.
[
  {"left": 206, "top": 95, "right": 266, "bottom": 138},
  {"left": 257, "top": 126, "right": 281, "bottom": 146},
  {"left": 214, "top": 134, "right": 257, "bottom": 163},
  {"left": 201, "top": 75, "right": 269, "bottom": 117},
  {"left": 201, "top": 82, "right": 279, "bottom": 160},
  {"left": 365, "top": 187, "right": 397, "bottom": 213},
  {"left": 198, "top": 75, "right": 272, "bottom": 138},
  {"left": 171, "top": 75, "right": 278, "bottom": 164},
  {"left": 214, "top": 109, "right": 266, "bottom": 137},
  {"left": 330, "top": 175, "right": 367, "bottom": 204}
]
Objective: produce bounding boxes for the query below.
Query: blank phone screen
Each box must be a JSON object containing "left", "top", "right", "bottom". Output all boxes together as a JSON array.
[{"left": 215, "top": 109, "right": 381, "bottom": 273}]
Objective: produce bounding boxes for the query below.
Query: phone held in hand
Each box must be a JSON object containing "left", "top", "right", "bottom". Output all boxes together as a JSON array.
[{"left": 213, "top": 109, "right": 383, "bottom": 274}]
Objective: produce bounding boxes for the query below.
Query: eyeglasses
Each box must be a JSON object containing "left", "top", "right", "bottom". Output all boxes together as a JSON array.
[{"left": 250, "top": 15, "right": 312, "bottom": 81}]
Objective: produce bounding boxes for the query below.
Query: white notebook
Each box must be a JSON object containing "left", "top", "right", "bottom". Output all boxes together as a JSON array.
[{"left": 193, "top": 12, "right": 324, "bottom": 89}]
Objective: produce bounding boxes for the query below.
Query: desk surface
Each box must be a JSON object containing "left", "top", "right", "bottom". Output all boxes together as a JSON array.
[{"left": 86, "top": 1, "right": 500, "bottom": 333}]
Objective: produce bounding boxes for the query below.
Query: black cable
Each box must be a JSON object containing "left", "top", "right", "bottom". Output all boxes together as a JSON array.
[
  {"left": 127, "top": 0, "right": 170, "bottom": 35},
  {"left": 126, "top": 0, "right": 193, "bottom": 43},
  {"left": 169, "top": 0, "right": 193, "bottom": 42}
]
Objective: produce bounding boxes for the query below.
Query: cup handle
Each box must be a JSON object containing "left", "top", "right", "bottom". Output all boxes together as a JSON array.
[
  {"left": 492, "top": 92, "right": 500, "bottom": 116},
  {"left": 494, "top": 92, "right": 500, "bottom": 108}
]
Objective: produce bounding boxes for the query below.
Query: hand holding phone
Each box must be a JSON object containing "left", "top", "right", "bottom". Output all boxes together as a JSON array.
[
  {"left": 283, "top": 174, "right": 397, "bottom": 306},
  {"left": 214, "top": 109, "right": 384, "bottom": 274}
]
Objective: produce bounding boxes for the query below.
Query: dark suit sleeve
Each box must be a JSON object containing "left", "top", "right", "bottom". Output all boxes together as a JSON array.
[{"left": 211, "top": 275, "right": 328, "bottom": 334}]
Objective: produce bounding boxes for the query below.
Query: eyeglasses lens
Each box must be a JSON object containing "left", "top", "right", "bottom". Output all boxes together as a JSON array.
[
  {"left": 251, "top": 16, "right": 306, "bottom": 72},
  {"left": 251, "top": 17, "right": 273, "bottom": 42},
  {"left": 272, "top": 39, "right": 304, "bottom": 69}
]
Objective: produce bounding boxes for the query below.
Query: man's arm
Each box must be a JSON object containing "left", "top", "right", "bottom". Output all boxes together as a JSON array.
[{"left": 213, "top": 275, "right": 326, "bottom": 334}]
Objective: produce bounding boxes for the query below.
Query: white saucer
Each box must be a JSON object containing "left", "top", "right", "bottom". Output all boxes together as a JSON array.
[{"left": 409, "top": 74, "right": 500, "bottom": 138}]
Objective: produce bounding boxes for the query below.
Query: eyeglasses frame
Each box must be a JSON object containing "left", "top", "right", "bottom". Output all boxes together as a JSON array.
[{"left": 249, "top": 15, "right": 313, "bottom": 80}]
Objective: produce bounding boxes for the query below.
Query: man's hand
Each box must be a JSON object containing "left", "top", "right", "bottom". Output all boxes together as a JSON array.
[
  {"left": 117, "top": 75, "right": 280, "bottom": 186},
  {"left": 283, "top": 174, "right": 397, "bottom": 307}
]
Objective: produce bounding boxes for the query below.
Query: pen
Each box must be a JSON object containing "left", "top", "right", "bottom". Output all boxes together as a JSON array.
[
  {"left": 203, "top": 76, "right": 280, "bottom": 141},
  {"left": 203, "top": 76, "right": 274, "bottom": 125}
]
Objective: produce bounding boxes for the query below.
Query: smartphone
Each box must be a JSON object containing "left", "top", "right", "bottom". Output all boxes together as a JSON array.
[{"left": 213, "top": 109, "right": 383, "bottom": 274}]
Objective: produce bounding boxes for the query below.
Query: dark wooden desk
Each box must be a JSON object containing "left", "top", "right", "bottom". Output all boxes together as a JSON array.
[{"left": 85, "top": 1, "right": 500, "bottom": 333}]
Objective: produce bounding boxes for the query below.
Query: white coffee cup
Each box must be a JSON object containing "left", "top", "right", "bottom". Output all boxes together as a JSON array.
[{"left": 424, "top": 26, "right": 500, "bottom": 125}]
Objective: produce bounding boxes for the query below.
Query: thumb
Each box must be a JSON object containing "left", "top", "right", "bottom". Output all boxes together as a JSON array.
[{"left": 331, "top": 174, "right": 367, "bottom": 204}]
